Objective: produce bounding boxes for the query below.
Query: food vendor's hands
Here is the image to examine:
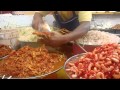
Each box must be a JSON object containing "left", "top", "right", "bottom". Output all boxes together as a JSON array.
[
  {"left": 38, "top": 22, "right": 51, "bottom": 32},
  {"left": 42, "top": 31, "right": 66, "bottom": 47},
  {"left": 32, "top": 13, "right": 50, "bottom": 32},
  {"left": 32, "top": 19, "right": 40, "bottom": 30},
  {"left": 32, "top": 12, "right": 44, "bottom": 30},
  {"left": 33, "top": 31, "right": 67, "bottom": 47}
]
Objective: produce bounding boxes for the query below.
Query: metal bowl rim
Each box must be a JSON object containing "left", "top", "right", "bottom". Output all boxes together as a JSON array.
[
  {"left": 78, "top": 43, "right": 120, "bottom": 46},
  {"left": 63, "top": 53, "right": 86, "bottom": 79},
  {"left": 0, "top": 65, "right": 64, "bottom": 79}
]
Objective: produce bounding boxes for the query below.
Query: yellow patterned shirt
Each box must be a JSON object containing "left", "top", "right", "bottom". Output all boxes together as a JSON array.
[{"left": 35, "top": 11, "right": 92, "bottom": 22}]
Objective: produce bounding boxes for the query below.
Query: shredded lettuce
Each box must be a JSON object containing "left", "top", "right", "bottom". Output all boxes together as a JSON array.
[{"left": 18, "top": 27, "right": 39, "bottom": 42}]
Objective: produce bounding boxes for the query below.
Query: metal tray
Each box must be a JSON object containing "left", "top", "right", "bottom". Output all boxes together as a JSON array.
[
  {"left": 99, "top": 29, "right": 116, "bottom": 34},
  {"left": 0, "top": 42, "right": 66, "bottom": 79},
  {"left": 0, "top": 66, "right": 64, "bottom": 79},
  {"left": 115, "top": 30, "right": 120, "bottom": 34}
]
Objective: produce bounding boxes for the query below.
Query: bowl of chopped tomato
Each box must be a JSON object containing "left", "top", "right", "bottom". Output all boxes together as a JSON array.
[{"left": 64, "top": 43, "right": 120, "bottom": 79}]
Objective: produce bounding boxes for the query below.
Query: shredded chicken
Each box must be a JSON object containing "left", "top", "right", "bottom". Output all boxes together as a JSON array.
[{"left": 0, "top": 45, "right": 66, "bottom": 78}]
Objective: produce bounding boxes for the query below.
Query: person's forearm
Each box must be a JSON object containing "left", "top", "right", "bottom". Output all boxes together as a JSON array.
[
  {"left": 63, "top": 21, "right": 90, "bottom": 43},
  {"left": 33, "top": 12, "right": 44, "bottom": 23},
  {"left": 32, "top": 12, "right": 45, "bottom": 30}
]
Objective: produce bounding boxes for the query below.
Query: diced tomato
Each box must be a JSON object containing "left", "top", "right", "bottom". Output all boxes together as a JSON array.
[{"left": 74, "top": 61, "right": 79, "bottom": 67}]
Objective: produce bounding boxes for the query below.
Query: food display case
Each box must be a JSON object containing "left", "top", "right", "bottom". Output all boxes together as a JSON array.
[
  {"left": 91, "top": 11, "right": 120, "bottom": 35},
  {"left": 1, "top": 11, "right": 120, "bottom": 79}
]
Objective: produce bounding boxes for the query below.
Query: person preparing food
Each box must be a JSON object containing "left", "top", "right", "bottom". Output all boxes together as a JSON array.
[
  {"left": 32, "top": 11, "right": 92, "bottom": 79},
  {"left": 32, "top": 11, "right": 92, "bottom": 47}
]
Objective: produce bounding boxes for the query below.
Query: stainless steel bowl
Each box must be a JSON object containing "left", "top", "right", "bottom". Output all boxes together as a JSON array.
[
  {"left": 18, "top": 41, "right": 61, "bottom": 52},
  {"left": 0, "top": 59, "right": 65, "bottom": 79},
  {"left": 64, "top": 53, "right": 86, "bottom": 79},
  {"left": 0, "top": 41, "right": 66, "bottom": 79},
  {"left": 0, "top": 66, "right": 64, "bottom": 79},
  {"left": 19, "top": 41, "right": 41, "bottom": 48}
]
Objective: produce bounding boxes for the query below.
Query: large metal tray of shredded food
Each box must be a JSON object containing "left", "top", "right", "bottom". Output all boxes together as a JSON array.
[{"left": 0, "top": 44, "right": 67, "bottom": 79}]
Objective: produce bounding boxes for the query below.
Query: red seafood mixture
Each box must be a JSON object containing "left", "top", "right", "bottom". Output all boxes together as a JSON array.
[{"left": 65, "top": 43, "right": 120, "bottom": 79}]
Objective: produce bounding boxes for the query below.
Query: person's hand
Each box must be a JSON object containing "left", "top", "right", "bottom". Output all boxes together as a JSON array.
[
  {"left": 41, "top": 31, "right": 66, "bottom": 47},
  {"left": 38, "top": 22, "right": 51, "bottom": 32},
  {"left": 32, "top": 17, "right": 41, "bottom": 30},
  {"left": 32, "top": 19, "right": 40, "bottom": 30},
  {"left": 32, "top": 12, "right": 44, "bottom": 30},
  {"left": 33, "top": 31, "right": 68, "bottom": 47},
  {"left": 33, "top": 31, "right": 50, "bottom": 38}
]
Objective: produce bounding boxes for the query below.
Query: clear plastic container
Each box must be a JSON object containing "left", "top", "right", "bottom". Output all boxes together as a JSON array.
[{"left": 0, "top": 29, "right": 19, "bottom": 49}]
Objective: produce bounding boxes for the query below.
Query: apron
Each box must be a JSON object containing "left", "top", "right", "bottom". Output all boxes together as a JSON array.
[
  {"left": 54, "top": 11, "right": 80, "bottom": 31},
  {"left": 54, "top": 11, "right": 81, "bottom": 79},
  {"left": 54, "top": 11, "right": 82, "bottom": 55}
]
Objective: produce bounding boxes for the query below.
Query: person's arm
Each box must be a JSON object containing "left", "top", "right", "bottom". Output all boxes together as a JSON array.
[
  {"left": 32, "top": 12, "right": 43, "bottom": 30},
  {"left": 63, "top": 21, "right": 90, "bottom": 43},
  {"left": 33, "top": 11, "right": 92, "bottom": 47},
  {"left": 62, "top": 11, "right": 92, "bottom": 43},
  {"left": 32, "top": 11, "right": 54, "bottom": 30}
]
